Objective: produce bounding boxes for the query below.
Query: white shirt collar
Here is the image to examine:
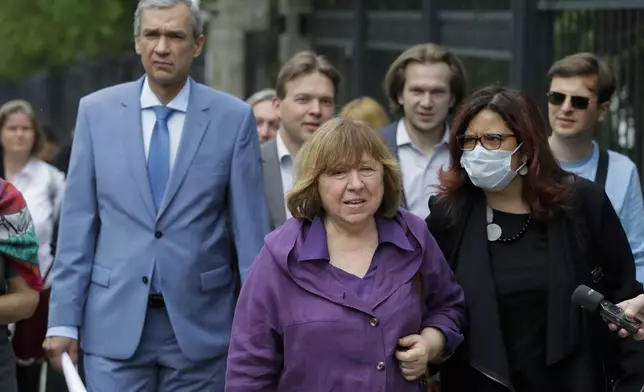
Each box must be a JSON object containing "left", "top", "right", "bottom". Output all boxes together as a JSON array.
[
  {"left": 276, "top": 131, "right": 292, "bottom": 163},
  {"left": 15, "top": 158, "right": 39, "bottom": 180},
  {"left": 140, "top": 76, "right": 191, "bottom": 112},
  {"left": 396, "top": 119, "right": 450, "bottom": 148}
]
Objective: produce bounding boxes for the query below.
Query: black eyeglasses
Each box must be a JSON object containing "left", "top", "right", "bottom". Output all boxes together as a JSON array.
[
  {"left": 547, "top": 91, "right": 591, "bottom": 110},
  {"left": 456, "top": 134, "right": 517, "bottom": 151}
]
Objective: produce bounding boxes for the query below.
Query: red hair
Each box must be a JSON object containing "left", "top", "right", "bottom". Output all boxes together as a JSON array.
[{"left": 438, "top": 85, "right": 571, "bottom": 221}]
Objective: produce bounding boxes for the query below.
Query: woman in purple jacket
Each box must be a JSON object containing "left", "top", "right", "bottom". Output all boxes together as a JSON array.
[{"left": 225, "top": 117, "right": 466, "bottom": 391}]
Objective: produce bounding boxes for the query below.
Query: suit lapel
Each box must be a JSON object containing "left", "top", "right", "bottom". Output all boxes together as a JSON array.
[
  {"left": 118, "top": 77, "right": 156, "bottom": 221},
  {"left": 261, "top": 141, "right": 287, "bottom": 228},
  {"left": 454, "top": 195, "right": 512, "bottom": 388},
  {"left": 157, "top": 80, "right": 211, "bottom": 219}
]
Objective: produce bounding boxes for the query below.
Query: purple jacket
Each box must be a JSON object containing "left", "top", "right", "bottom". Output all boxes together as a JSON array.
[{"left": 225, "top": 209, "right": 466, "bottom": 391}]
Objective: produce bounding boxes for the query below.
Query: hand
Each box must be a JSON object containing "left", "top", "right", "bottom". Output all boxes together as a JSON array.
[
  {"left": 395, "top": 328, "right": 446, "bottom": 381},
  {"left": 43, "top": 336, "right": 78, "bottom": 372},
  {"left": 609, "top": 294, "right": 644, "bottom": 340}
]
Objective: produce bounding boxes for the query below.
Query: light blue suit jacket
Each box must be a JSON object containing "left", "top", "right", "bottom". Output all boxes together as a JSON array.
[{"left": 47, "top": 76, "right": 271, "bottom": 361}]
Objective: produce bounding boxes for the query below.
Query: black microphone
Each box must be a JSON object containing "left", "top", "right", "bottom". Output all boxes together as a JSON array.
[{"left": 572, "top": 285, "right": 643, "bottom": 334}]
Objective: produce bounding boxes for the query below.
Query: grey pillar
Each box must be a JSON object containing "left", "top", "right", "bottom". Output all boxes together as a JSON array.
[
  {"left": 278, "top": 0, "right": 312, "bottom": 64},
  {"left": 204, "top": 0, "right": 271, "bottom": 98}
]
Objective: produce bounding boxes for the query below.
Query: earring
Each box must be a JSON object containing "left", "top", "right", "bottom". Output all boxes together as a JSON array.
[{"left": 518, "top": 165, "right": 528, "bottom": 176}]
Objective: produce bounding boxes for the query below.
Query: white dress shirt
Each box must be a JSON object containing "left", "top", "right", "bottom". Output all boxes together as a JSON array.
[
  {"left": 276, "top": 132, "right": 294, "bottom": 220},
  {"left": 396, "top": 119, "right": 451, "bottom": 218},
  {"left": 141, "top": 76, "right": 190, "bottom": 166},
  {"left": 47, "top": 77, "right": 191, "bottom": 341}
]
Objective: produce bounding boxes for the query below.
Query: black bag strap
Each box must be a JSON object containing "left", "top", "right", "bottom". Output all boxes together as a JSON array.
[{"left": 595, "top": 147, "right": 609, "bottom": 189}]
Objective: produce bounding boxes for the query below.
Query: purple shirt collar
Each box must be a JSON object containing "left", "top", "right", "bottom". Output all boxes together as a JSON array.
[{"left": 298, "top": 215, "right": 415, "bottom": 262}]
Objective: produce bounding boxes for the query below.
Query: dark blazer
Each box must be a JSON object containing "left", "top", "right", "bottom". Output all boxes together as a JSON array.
[
  {"left": 426, "top": 177, "right": 644, "bottom": 392},
  {"left": 260, "top": 140, "right": 287, "bottom": 230},
  {"left": 379, "top": 122, "right": 408, "bottom": 209}
]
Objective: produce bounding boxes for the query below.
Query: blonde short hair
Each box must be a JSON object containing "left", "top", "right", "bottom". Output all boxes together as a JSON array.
[
  {"left": 287, "top": 117, "right": 402, "bottom": 221},
  {"left": 0, "top": 100, "right": 45, "bottom": 157},
  {"left": 340, "top": 97, "right": 390, "bottom": 130}
]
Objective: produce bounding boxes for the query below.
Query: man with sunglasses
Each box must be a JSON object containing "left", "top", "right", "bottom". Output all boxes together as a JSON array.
[{"left": 547, "top": 52, "right": 644, "bottom": 283}]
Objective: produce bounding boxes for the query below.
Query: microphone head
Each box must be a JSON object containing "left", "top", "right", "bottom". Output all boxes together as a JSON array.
[{"left": 572, "top": 285, "right": 604, "bottom": 312}]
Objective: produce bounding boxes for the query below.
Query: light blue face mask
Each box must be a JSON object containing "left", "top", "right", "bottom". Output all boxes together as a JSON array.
[{"left": 460, "top": 143, "right": 525, "bottom": 192}]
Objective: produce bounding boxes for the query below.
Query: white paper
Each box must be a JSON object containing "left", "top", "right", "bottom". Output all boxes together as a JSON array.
[{"left": 61, "top": 352, "right": 87, "bottom": 392}]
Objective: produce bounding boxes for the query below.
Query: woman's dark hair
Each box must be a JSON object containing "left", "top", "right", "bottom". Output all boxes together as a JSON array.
[{"left": 438, "top": 85, "right": 571, "bottom": 221}]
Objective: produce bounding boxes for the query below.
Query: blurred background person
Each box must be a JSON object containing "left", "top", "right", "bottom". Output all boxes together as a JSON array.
[
  {"left": 227, "top": 117, "right": 465, "bottom": 391},
  {"left": 246, "top": 88, "right": 280, "bottom": 144},
  {"left": 0, "top": 100, "right": 65, "bottom": 392},
  {"left": 260, "top": 51, "right": 341, "bottom": 230},
  {"left": 52, "top": 129, "right": 74, "bottom": 175},
  {"left": 340, "top": 96, "right": 390, "bottom": 130},
  {"left": 427, "top": 85, "right": 644, "bottom": 392},
  {"left": 37, "top": 124, "right": 59, "bottom": 164}
]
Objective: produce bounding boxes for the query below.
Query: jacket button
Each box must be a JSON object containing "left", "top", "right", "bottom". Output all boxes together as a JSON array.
[
  {"left": 142, "top": 277, "right": 149, "bottom": 284},
  {"left": 369, "top": 317, "right": 379, "bottom": 327},
  {"left": 376, "top": 361, "right": 385, "bottom": 371},
  {"left": 155, "top": 231, "right": 162, "bottom": 239}
]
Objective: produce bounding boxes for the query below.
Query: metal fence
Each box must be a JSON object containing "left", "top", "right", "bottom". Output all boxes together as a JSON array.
[
  {"left": 0, "top": 54, "right": 205, "bottom": 146},
  {"left": 310, "top": 0, "right": 644, "bottom": 176}
]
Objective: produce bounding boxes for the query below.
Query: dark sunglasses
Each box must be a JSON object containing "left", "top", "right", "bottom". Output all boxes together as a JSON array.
[
  {"left": 456, "top": 133, "right": 517, "bottom": 151},
  {"left": 547, "top": 91, "right": 591, "bottom": 110}
]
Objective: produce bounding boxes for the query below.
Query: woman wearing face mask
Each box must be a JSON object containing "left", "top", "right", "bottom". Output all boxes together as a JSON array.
[{"left": 425, "top": 85, "right": 644, "bottom": 392}]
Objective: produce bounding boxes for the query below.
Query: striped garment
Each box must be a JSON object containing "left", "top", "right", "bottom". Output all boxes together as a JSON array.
[{"left": 0, "top": 179, "right": 41, "bottom": 291}]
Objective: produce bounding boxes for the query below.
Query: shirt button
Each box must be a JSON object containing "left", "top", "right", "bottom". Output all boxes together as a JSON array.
[
  {"left": 369, "top": 317, "right": 379, "bottom": 327},
  {"left": 376, "top": 361, "right": 385, "bottom": 371},
  {"left": 142, "top": 276, "right": 149, "bottom": 284},
  {"left": 155, "top": 231, "right": 163, "bottom": 239}
]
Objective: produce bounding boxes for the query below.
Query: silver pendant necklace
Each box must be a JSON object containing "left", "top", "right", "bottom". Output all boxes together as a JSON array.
[
  {"left": 486, "top": 204, "right": 532, "bottom": 243},
  {"left": 486, "top": 205, "right": 502, "bottom": 241}
]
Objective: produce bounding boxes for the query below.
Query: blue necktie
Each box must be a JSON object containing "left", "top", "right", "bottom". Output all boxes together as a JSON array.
[
  {"left": 148, "top": 106, "right": 173, "bottom": 294},
  {"left": 148, "top": 105, "right": 174, "bottom": 212}
]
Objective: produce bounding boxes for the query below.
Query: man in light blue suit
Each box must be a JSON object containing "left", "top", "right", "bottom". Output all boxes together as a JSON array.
[{"left": 42, "top": 0, "right": 271, "bottom": 390}]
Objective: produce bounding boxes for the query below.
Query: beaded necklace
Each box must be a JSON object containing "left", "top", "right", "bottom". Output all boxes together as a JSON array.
[{"left": 486, "top": 204, "right": 532, "bottom": 243}]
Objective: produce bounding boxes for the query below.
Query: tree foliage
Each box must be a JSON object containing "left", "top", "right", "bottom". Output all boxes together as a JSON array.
[
  {"left": 0, "top": 0, "right": 139, "bottom": 79},
  {"left": 0, "top": 0, "right": 221, "bottom": 79}
]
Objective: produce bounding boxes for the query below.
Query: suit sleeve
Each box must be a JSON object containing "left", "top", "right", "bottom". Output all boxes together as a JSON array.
[
  {"left": 229, "top": 108, "right": 271, "bottom": 282},
  {"left": 47, "top": 98, "right": 99, "bottom": 331}
]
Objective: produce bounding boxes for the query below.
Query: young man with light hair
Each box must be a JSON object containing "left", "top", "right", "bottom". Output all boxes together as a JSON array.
[{"left": 379, "top": 43, "right": 467, "bottom": 218}]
